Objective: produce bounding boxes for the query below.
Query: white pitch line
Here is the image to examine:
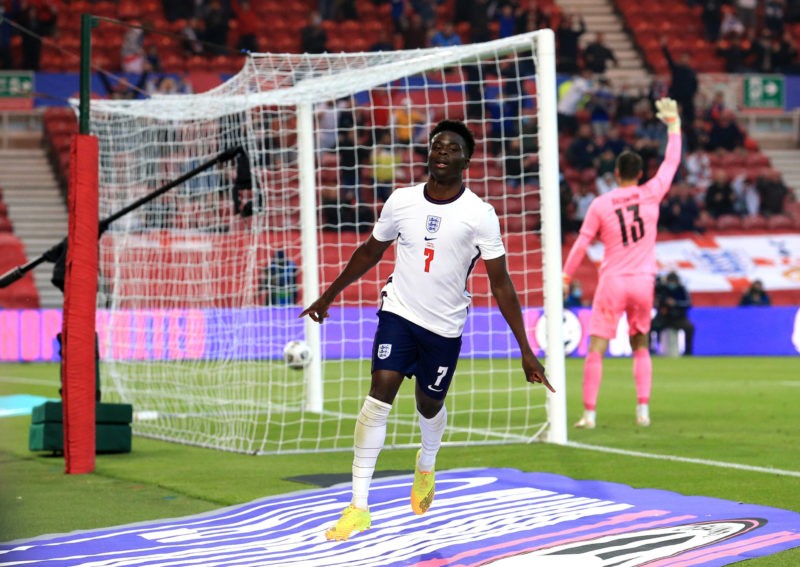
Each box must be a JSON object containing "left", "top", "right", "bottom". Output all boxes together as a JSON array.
[{"left": 568, "top": 441, "right": 800, "bottom": 478}]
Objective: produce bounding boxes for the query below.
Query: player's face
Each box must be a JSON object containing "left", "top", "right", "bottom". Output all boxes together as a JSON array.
[{"left": 428, "top": 131, "right": 469, "bottom": 182}]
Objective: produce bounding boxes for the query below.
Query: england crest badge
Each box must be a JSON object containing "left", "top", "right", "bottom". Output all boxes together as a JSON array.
[
  {"left": 377, "top": 344, "right": 392, "bottom": 359},
  {"left": 426, "top": 215, "right": 441, "bottom": 233}
]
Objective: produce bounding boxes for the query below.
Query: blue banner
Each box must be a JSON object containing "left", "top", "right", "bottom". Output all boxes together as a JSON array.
[{"left": 1, "top": 306, "right": 798, "bottom": 362}]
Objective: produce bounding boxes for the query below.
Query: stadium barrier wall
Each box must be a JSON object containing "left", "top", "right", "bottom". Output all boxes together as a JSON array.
[{"left": 2, "top": 306, "right": 799, "bottom": 362}]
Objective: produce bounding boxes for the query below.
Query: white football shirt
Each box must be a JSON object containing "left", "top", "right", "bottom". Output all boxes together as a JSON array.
[{"left": 372, "top": 182, "right": 505, "bottom": 337}]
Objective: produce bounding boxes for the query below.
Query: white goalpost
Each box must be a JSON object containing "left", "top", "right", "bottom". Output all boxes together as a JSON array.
[{"left": 88, "top": 29, "right": 566, "bottom": 454}]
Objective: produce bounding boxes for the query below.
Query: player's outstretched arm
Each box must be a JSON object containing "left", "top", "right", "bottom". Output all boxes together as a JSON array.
[
  {"left": 300, "top": 236, "right": 392, "bottom": 323},
  {"left": 484, "top": 255, "right": 555, "bottom": 393}
]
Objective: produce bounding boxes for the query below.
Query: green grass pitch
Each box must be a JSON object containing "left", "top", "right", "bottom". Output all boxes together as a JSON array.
[{"left": 1, "top": 356, "right": 798, "bottom": 565}]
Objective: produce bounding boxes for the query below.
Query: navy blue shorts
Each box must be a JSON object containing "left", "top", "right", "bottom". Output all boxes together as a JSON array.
[{"left": 371, "top": 310, "right": 462, "bottom": 401}]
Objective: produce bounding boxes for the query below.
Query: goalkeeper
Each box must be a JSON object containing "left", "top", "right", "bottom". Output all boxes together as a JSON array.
[
  {"left": 301, "top": 119, "right": 553, "bottom": 541},
  {"left": 562, "top": 97, "right": 682, "bottom": 430}
]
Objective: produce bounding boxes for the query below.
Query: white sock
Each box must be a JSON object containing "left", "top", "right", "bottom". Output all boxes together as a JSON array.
[
  {"left": 417, "top": 405, "right": 447, "bottom": 472},
  {"left": 351, "top": 396, "right": 391, "bottom": 510},
  {"left": 637, "top": 403, "right": 649, "bottom": 421},
  {"left": 584, "top": 409, "right": 596, "bottom": 423}
]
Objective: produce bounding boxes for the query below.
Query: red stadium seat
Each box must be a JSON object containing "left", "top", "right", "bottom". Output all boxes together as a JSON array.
[
  {"left": 765, "top": 214, "right": 794, "bottom": 230},
  {"left": 716, "top": 214, "right": 742, "bottom": 231},
  {"left": 741, "top": 214, "right": 767, "bottom": 230}
]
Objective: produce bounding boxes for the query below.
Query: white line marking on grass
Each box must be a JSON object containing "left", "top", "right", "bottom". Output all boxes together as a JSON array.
[
  {"left": 0, "top": 376, "right": 57, "bottom": 387},
  {"left": 568, "top": 442, "right": 800, "bottom": 478}
]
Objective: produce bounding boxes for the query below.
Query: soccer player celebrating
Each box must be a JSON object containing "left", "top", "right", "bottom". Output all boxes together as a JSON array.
[
  {"left": 301, "top": 119, "right": 553, "bottom": 541},
  {"left": 563, "top": 97, "right": 682, "bottom": 430}
]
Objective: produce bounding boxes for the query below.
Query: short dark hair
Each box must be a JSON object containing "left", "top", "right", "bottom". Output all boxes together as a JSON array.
[
  {"left": 429, "top": 119, "right": 476, "bottom": 158},
  {"left": 616, "top": 151, "right": 643, "bottom": 181}
]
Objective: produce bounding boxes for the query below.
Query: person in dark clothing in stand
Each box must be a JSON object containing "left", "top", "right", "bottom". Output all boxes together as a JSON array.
[
  {"left": 651, "top": 271, "right": 695, "bottom": 356},
  {"left": 661, "top": 38, "right": 698, "bottom": 126},
  {"left": 555, "top": 13, "right": 585, "bottom": 74}
]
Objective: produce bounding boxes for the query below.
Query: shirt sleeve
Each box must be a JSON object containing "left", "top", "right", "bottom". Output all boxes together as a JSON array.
[
  {"left": 371, "top": 193, "right": 399, "bottom": 242},
  {"left": 646, "top": 132, "right": 682, "bottom": 201},
  {"left": 475, "top": 205, "right": 505, "bottom": 260},
  {"left": 563, "top": 201, "right": 601, "bottom": 277}
]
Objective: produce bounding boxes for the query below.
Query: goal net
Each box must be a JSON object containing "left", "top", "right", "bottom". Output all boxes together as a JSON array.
[{"left": 90, "top": 29, "right": 565, "bottom": 455}]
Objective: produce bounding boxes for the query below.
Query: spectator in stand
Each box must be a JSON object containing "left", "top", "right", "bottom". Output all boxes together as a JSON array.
[
  {"left": 564, "top": 278, "right": 585, "bottom": 308},
  {"left": 370, "top": 129, "right": 402, "bottom": 203},
  {"left": 719, "top": 5, "right": 745, "bottom": 39},
  {"left": 370, "top": 28, "right": 395, "bottom": 52},
  {"left": 707, "top": 110, "right": 744, "bottom": 152},
  {"left": 315, "top": 100, "right": 339, "bottom": 153},
  {"left": 704, "top": 170, "right": 737, "bottom": 218},
  {"left": 263, "top": 250, "right": 299, "bottom": 305},
  {"left": 702, "top": 0, "right": 723, "bottom": 42},
  {"left": 392, "top": 98, "right": 427, "bottom": 154},
  {"left": 600, "top": 126, "right": 629, "bottom": 157},
  {"left": 686, "top": 116, "right": 711, "bottom": 153},
  {"left": 594, "top": 148, "right": 616, "bottom": 177},
  {"left": 400, "top": 11, "right": 429, "bottom": 50},
  {"left": 121, "top": 27, "right": 146, "bottom": 74},
  {"left": 704, "top": 91, "right": 727, "bottom": 124},
  {"left": 731, "top": 172, "right": 760, "bottom": 217},
  {"left": 182, "top": 18, "right": 205, "bottom": 56},
  {"left": 633, "top": 101, "right": 667, "bottom": 165},
  {"left": 0, "top": 2, "right": 17, "bottom": 70},
  {"left": 596, "top": 171, "right": 617, "bottom": 195},
  {"left": 454, "top": 0, "right": 478, "bottom": 24},
  {"left": 685, "top": 148, "right": 712, "bottom": 191},
  {"left": 614, "top": 83, "right": 641, "bottom": 127},
  {"left": 661, "top": 38, "right": 699, "bottom": 125},
  {"left": 775, "top": 30, "right": 799, "bottom": 73},
  {"left": 517, "top": 0, "right": 552, "bottom": 33},
  {"left": 763, "top": 0, "right": 786, "bottom": 37},
  {"left": 560, "top": 175, "right": 578, "bottom": 234},
  {"left": 301, "top": 11, "right": 328, "bottom": 54},
  {"left": 555, "top": 13, "right": 585, "bottom": 74},
  {"left": 756, "top": 169, "right": 791, "bottom": 217},
  {"left": 429, "top": 21, "right": 462, "bottom": 47},
  {"left": 20, "top": 0, "right": 58, "bottom": 71},
  {"left": 557, "top": 68, "right": 594, "bottom": 136},
  {"left": 408, "top": 0, "right": 436, "bottom": 27},
  {"left": 201, "top": 0, "right": 229, "bottom": 55},
  {"left": 735, "top": 0, "right": 758, "bottom": 31},
  {"left": 751, "top": 29, "right": 780, "bottom": 73},
  {"left": 659, "top": 183, "right": 701, "bottom": 233},
  {"left": 582, "top": 33, "right": 617, "bottom": 75},
  {"left": 572, "top": 183, "right": 597, "bottom": 226},
  {"left": 163, "top": 0, "right": 195, "bottom": 22},
  {"left": 495, "top": 3, "right": 518, "bottom": 38},
  {"left": 504, "top": 137, "right": 539, "bottom": 189},
  {"left": 144, "top": 44, "right": 162, "bottom": 74},
  {"left": 739, "top": 280, "right": 771, "bottom": 306},
  {"left": 566, "top": 123, "right": 601, "bottom": 171},
  {"left": 318, "top": 0, "right": 335, "bottom": 21},
  {"left": 231, "top": 0, "right": 258, "bottom": 54},
  {"left": 333, "top": 0, "right": 357, "bottom": 21},
  {"left": 464, "top": 0, "right": 491, "bottom": 43},
  {"left": 146, "top": 75, "right": 188, "bottom": 95},
  {"left": 587, "top": 78, "right": 616, "bottom": 138},
  {"left": 716, "top": 32, "right": 753, "bottom": 72},
  {"left": 651, "top": 271, "right": 695, "bottom": 356},
  {"left": 99, "top": 71, "right": 150, "bottom": 100}
]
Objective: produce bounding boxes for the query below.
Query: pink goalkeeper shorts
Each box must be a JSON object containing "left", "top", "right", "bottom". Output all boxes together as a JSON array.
[{"left": 589, "top": 274, "right": 655, "bottom": 339}]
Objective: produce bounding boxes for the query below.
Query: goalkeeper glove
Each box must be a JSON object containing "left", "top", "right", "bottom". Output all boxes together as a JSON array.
[{"left": 655, "top": 97, "right": 681, "bottom": 134}]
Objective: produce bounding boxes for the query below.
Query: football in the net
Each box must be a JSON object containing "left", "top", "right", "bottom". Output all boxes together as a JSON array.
[{"left": 283, "top": 340, "right": 311, "bottom": 369}]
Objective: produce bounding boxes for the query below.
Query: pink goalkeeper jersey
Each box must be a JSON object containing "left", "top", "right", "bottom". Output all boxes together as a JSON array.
[{"left": 564, "top": 132, "right": 681, "bottom": 279}]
